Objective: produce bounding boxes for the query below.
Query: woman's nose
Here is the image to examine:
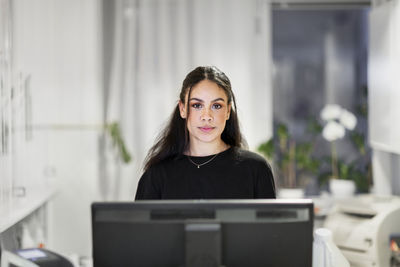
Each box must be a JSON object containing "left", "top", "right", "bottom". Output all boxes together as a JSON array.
[{"left": 201, "top": 108, "right": 212, "bottom": 121}]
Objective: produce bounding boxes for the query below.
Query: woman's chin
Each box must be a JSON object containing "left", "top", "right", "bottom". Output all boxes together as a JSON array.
[{"left": 193, "top": 134, "right": 220, "bottom": 144}]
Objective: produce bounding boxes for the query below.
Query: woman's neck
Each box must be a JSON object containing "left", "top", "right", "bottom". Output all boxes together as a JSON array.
[{"left": 186, "top": 140, "right": 229, "bottom": 157}]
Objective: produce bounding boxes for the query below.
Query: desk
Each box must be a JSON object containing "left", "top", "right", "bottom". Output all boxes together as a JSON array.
[{"left": 0, "top": 185, "right": 57, "bottom": 234}]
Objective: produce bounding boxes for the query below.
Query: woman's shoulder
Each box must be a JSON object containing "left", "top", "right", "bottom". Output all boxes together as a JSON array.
[
  {"left": 139, "top": 156, "right": 178, "bottom": 186},
  {"left": 232, "top": 147, "right": 269, "bottom": 163},
  {"left": 144, "top": 154, "right": 185, "bottom": 173},
  {"left": 228, "top": 147, "right": 274, "bottom": 182}
]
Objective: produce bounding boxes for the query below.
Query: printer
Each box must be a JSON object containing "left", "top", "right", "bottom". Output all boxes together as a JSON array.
[
  {"left": 324, "top": 194, "right": 400, "bottom": 267},
  {"left": 0, "top": 248, "right": 73, "bottom": 267}
]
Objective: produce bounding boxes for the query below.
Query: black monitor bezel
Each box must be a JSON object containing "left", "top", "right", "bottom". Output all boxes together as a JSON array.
[{"left": 92, "top": 199, "right": 314, "bottom": 267}]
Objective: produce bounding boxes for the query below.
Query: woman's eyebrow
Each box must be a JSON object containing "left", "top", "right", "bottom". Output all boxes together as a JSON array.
[
  {"left": 189, "top": 97, "right": 204, "bottom": 102},
  {"left": 189, "top": 97, "right": 225, "bottom": 102},
  {"left": 212, "top": 98, "right": 225, "bottom": 102}
]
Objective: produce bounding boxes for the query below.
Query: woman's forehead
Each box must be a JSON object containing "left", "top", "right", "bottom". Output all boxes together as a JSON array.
[{"left": 188, "top": 80, "right": 228, "bottom": 100}]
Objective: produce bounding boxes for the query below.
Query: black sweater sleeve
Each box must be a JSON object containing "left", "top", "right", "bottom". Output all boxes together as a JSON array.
[
  {"left": 135, "top": 169, "right": 162, "bottom": 200},
  {"left": 255, "top": 160, "right": 276, "bottom": 199}
]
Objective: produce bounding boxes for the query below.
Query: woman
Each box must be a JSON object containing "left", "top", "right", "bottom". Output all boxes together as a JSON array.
[{"left": 135, "top": 66, "right": 275, "bottom": 200}]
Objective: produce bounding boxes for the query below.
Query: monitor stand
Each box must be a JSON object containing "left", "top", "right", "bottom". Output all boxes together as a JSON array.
[{"left": 185, "top": 222, "right": 223, "bottom": 267}]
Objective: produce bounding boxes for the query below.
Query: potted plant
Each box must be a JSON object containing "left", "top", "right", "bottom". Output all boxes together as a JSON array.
[
  {"left": 319, "top": 104, "right": 358, "bottom": 198},
  {"left": 258, "top": 87, "right": 372, "bottom": 198},
  {"left": 258, "top": 122, "right": 320, "bottom": 198}
]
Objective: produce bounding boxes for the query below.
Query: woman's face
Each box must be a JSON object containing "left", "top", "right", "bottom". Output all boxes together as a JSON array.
[{"left": 179, "top": 79, "right": 231, "bottom": 147}]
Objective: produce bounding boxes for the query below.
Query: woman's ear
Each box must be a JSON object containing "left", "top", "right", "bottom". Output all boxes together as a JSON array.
[{"left": 179, "top": 101, "right": 186, "bottom": 119}]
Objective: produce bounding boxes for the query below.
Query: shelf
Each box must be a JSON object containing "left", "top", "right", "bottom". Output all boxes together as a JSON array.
[{"left": 0, "top": 185, "right": 58, "bottom": 233}]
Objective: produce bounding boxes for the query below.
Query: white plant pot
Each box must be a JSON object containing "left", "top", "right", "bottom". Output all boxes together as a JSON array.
[
  {"left": 278, "top": 188, "right": 305, "bottom": 199},
  {"left": 329, "top": 179, "right": 356, "bottom": 198}
]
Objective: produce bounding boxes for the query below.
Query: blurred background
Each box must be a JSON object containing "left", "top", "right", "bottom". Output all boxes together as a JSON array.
[{"left": 1, "top": 0, "right": 400, "bottom": 264}]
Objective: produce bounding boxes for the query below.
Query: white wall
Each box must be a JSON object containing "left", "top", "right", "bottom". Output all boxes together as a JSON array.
[
  {"left": 369, "top": 0, "right": 400, "bottom": 154},
  {"left": 369, "top": 0, "right": 400, "bottom": 195},
  {"left": 12, "top": 0, "right": 103, "bottom": 257}
]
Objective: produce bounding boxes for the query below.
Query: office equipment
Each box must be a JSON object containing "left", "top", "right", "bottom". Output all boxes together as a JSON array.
[
  {"left": 324, "top": 195, "right": 400, "bottom": 267},
  {"left": 0, "top": 248, "right": 73, "bottom": 267},
  {"left": 313, "top": 228, "right": 350, "bottom": 267},
  {"left": 390, "top": 234, "right": 400, "bottom": 266},
  {"left": 91, "top": 199, "right": 314, "bottom": 267}
]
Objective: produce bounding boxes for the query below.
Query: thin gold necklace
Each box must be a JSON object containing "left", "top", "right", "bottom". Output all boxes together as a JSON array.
[{"left": 187, "top": 153, "right": 219, "bottom": 169}]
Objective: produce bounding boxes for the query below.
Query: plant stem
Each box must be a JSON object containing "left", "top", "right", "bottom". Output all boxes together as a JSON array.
[
  {"left": 289, "top": 140, "right": 296, "bottom": 187},
  {"left": 331, "top": 141, "right": 339, "bottom": 178}
]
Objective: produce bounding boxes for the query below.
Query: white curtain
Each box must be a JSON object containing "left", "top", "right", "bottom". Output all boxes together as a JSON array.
[{"left": 102, "top": 0, "right": 273, "bottom": 200}]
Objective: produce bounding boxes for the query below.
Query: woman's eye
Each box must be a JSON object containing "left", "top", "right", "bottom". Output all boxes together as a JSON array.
[
  {"left": 213, "top": 103, "right": 222, "bottom": 109},
  {"left": 192, "top": 103, "right": 202, "bottom": 109}
]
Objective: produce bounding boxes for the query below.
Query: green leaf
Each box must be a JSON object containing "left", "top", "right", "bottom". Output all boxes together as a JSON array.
[
  {"left": 106, "top": 122, "right": 132, "bottom": 164},
  {"left": 350, "top": 132, "right": 366, "bottom": 155},
  {"left": 306, "top": 118, "right": 323, "bottom": 135},
  {"left": 277, "top": 124, "right": 289, "bottom": 139},
  {"left": 257, "top": 139, "right": 274, "bottom": 159},
  {"left": 318, "top": 172, "right": 331, "bottom": 186},
  {"left": 296, "top": 143, "right": 312, "bottom": 155}
]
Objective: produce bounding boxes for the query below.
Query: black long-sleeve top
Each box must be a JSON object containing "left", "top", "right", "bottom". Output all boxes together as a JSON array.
[{"left": 135, "top": 147, "right": 276, "bottom": 200}]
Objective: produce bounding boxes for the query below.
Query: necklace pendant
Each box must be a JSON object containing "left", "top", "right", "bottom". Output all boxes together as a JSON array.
[{"left": 187, "top": 153, "right": 219, "bottom": 169}]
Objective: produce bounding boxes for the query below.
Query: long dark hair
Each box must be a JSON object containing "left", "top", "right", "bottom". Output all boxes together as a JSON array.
[{"left": 143, "top": 66, "right": 245, "bottom": 171}]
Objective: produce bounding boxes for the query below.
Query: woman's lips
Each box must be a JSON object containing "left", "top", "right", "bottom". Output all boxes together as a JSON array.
[{"left": 199, "top": 127, "right": 214, "bottom": 133}]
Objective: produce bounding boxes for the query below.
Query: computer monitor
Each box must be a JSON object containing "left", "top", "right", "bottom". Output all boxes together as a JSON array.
[{"left": 91, "top": 199, "right": 314, "bottom": 267}]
